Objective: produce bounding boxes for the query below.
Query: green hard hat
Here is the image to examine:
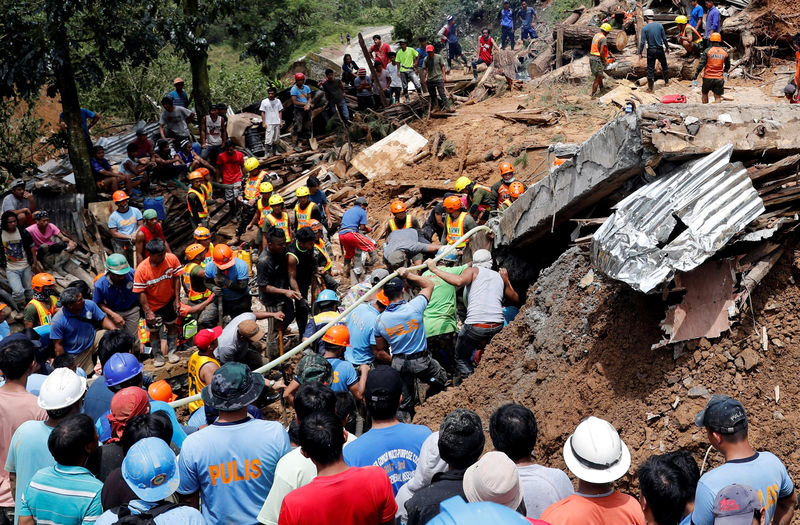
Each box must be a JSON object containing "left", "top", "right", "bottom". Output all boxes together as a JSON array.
[{"left": 106, "top": 253, "right": 131, "bottom": 275}]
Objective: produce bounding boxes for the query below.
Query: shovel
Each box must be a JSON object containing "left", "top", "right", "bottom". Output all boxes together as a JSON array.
[{"left": 308, "top": 110, "right": 318, "bottom": 151}]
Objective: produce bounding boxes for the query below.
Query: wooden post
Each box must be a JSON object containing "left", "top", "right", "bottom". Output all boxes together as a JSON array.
[
  {"left": 556, "top": 26, "right": 564, "bottom": 69},
  {"left": 357, "top": 33, "right": 388, "bottom": 108}
]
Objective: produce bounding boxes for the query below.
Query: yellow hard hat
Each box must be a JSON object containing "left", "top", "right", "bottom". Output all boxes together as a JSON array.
[
  {"left": 244, "top": 157, "right": 259, "bottom": 172},
  {"left": 674, "top": 15, "right": 688, "bottom": 24},
  {"left": 296, "top": 186, "right": 310, "bottom": 197},
  {"left": 709, "top": 32, "right": 722, "bottom": 42},
  {"left": 454, "top": 176, "right": 472, "bottom": 192},
  {"left": 259, "top": 181, "right": 273, "bottom": 193},
  {"left": 600, "top": 23, "right": 612, "bottom": 32},
  {"left": 268, "top": 194, "right": 284, "bottom": 206}
]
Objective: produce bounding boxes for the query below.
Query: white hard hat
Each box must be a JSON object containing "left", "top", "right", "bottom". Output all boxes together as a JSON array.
[
  {"left": 643, "top": 8, "right": 655, "bottom": 17},
  {"left": 38, "top": 368, "right": 87, "bottom": 410},
  {"left": 562, "top": 416, "right": 631, "bottom": 484}
]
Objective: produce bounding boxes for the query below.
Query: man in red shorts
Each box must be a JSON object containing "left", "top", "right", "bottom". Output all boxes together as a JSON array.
[{"left": 338, "top": 197, "right": 375, "bottom": 284}]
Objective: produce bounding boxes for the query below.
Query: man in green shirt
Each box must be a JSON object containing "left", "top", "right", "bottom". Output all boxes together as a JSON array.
[
  {"left": 422, "top": 247, "right": 467, "bottom": 377},
  {"left": 421, "top": 45, "right": 452, "bottom": 112},
  {"left": 395, "top": 39, "right": 422, "bottom": 102}
]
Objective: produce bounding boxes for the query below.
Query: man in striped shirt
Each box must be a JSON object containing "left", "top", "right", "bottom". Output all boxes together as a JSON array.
[{"left": 18, "top": 414, "right": 102, "bottom": 525}]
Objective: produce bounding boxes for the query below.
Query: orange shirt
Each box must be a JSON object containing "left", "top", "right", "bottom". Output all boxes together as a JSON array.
[
  {"left": 540, "top": 492, "right": 645, "bottom": 525},
  {"left": 133, "top": 252, "right": 184, "bottom": 310},
  {"left": 795, "top": 51, "right": 800, "bottom": 86}
]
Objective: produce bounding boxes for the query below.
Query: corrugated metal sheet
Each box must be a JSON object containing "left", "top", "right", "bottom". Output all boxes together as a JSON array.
[
  {"left": 34, "top": 193, "right": 85, "bottom": 238},
  {"left": 591, "top": 144, "right": 765, "bottom": 293},
  {"left": 95, "top": 122, "right": 160, "bottom": 162}
]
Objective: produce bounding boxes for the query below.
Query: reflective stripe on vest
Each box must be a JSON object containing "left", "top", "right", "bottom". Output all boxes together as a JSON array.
[
  {"left": 29, "top": 297, "right": 57, "bottom": 326},
  {"left": 266, "top": 212, "right": 291, "bottom": 242},
  {"left": 682, "top": 25, "right": 702, "bottom": 44},
  {"left": 294, "top": 202, "right": 316, "bottom": 230},
  {"left": 389, "top": 215, "right": 412, "bottom": 231},
  {"left": 201, "top": 181, "right": 213, "bottom": 199},
  {"left": 257, "top": 199, "right": 272, "bottom": 227},
  {"left": 187, "top": 352, "right": 220, "bottom": 413},
  {"left": 183, "top": 262, "right": 211, "bottom": 302},
  {"left": 187, "top": 188, "right": 208, "bottom": 218},
  {"left": 446, "top": 212, "right": 468, "bottom": 247},
  {"left": 500, "top": 198, "right": 512, "bottom": 210},
  {"left": 704, "top": 46, "right": 728, "bottom": 79},
  {"left": 244, "top": 174, "right": 264, "bottom": 200},
  {"left": 315, "top": 240, "right": 332, "bottom": 271},
  {"left": 590, "top": 33, "right": 607, "bottom": 58}
]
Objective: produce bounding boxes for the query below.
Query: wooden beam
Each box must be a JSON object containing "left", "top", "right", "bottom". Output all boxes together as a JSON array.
[
  {"left": 357, "top": 33, "right": 388, "bottom": 108},
  {"left": 556, "top": 26, "right": 564, "bottom": 69}
]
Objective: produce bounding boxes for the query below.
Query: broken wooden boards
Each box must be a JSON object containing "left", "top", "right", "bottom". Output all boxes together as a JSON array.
[{"left": 350, "top": 124, "right": 428, "bottom": 180}]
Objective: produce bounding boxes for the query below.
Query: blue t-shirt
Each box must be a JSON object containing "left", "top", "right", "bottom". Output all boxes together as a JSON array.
[
  {"left": 95, "top": 499, "right": 205, "bottom": 525},
  {"left": 691, "top": 452, "right": 794, "bottom": 525},
  {"left": 50, "top": 300, "right": 106, "bottom": 354},
  {"left": 690, "top": 4, "right": 704, "bottom": 27},
  {"left": 343, "top": 423, "right": 432, "bottom": 494},
  {"left": 5, "top": 420, "right": 55, "bottom": 522},
  {"left": 108, "top": 207, "right": 143, "bottom": 237},
  {"left": 501, "top": 8, "right": 514, "bottom": 27},
  {"left": 416, "top": 48, "right": 427, "bottom": 68},
  {"left": 93, "top": 269, "right": 138, "bottom": 311},
  {"left": 705, "top": 6, "right": 720, "bottom": 37},
  {"left": 372, "top": 296, "right": 428, "bottom": 356},
  {"left": 519, "top": 6, "right": 536, "bottom": 27},
  {"left": 308, "top": 190, "right": 328, "bottom": 218},
  {"left": 290, "top": 84, "right": 311, "bottom": 106},
  {"left": 60, "top": 108, "right": 96, "bottom": 139},
  {"left": 168, "top": 89, "right": 190, "bottom": 108},
  {"left": 327, "top": 356, "right": 357, "bottom": 392},
  {"left": 0, "top": 320, "right": 9, "bottom": 339},
  {"left": 90, "top": 157, "right": 112, "bottom": 177},
  {"left": 84, "top": 375, "right": 115, "bottom": 422},
  {"left": 205, "top": 258, "right": 250, "bottom": 300},
  {"left": 340, "top": 206, "right": 367, "bottom": 234},
  {"left": 96, "top": 399, "right": 187, "bottom": 448},
  {"left": 177, "top": 418, "right": 290, "bottom": 524},
  {"left": 346, "top": 303, "right": 381, "bottom": 364}
]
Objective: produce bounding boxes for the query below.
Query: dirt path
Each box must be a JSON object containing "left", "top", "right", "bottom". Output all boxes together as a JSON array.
[{"left": 319, "top": 25, "right": 394, "bottom": 69}]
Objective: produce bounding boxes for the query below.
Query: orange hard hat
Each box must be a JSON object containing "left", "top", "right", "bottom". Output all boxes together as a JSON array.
[
  {"left": 322, "top": 325, "right": 350, "bottom": 347},
  {"left": 499, "top": 162, "right": 514, "bottom": 175},
  {"left": 443, "top": 195, "right": 462, "bottom": 213},
  {"left": 148, "top": 380, "right": 177, "bottom": 402},
  {"left": 508, "top": 181, "right": 525, "bottom": 199},
  {"left": 376, "top": 290, "right": 390, "bottom": 306},
  {"left": 196, "top": 167, "right": 210, "bottom": 177},
  {"left": 193, "top": 227, "right": 211, "bottom": 240},
  {"left": 185, "top": 243, "right": 206, "bottom": 260},
  {"left": 188, "top": 170, "right": 204, "bottom": 181},
  {"left": 31, "top": 273, "right": 56, "bottom": 292},
  {"left": 212, "top": 244, "right": 236, "bottom": 270},
  {"left": 309, "top": 219, "right": 323, "bottom": 233},
  {"left": 391, "top": 200, "right": 407, "bottom": 213},
  {"left": 112, "top": 190, "right": 129, "bottom": 202},
  {"left": 709, "top": 32, "right": 722, "bottom": 42}
]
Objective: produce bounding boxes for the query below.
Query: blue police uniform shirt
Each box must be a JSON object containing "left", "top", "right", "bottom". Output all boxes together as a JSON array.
[
  {"left": 326, "top": 356, "right": 357, "bottom": 392},
  {"left": 93, "top": 269, "right": 139, "bottom": 311},
  {"left": 691, "top": 451, "right": 794, "bottom": 525},
  {"left": 346, "top": 303, "right": 381, "bottom": 364},
  {"left": 205, "top": 258, "right": 250, "bottom": 301},
  {"left": 343, "top": 422, "right": 432, "bottom": 495},
  {"left": 371, "top": 295, "right": 428, "bottom": 356}
]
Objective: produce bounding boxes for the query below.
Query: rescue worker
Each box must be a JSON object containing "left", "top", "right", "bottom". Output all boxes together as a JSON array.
[
  {"left": 204, "top": 243, "right": 252, "bottom": 321},
  {"left": 302, "top": 289, "right": 342, "bottom": 354},
  {"left": 182, "top": 243, "right": 216, "bottom": 328},
  {"left": 443, "top": 195, "right": 478, "bottom": 252},
  {"left": 263, "top": 194, "right": 291, "bottom": 245},
  {"left": 590, "top": 23, "right": 614, "bottom": 97},
  {"left": 676, "top": 15, "right": 703, "bottom": 56},
  {"left": 287, "top": 226, "right": 319, "bottom": 336},
  {"left": 187, "top": 170, "right": 209, "bottom": 228},
  {"left": 310, "top": 219, "right": 337, "bottom": 291},
  {"left": 134, "top": 209, "right": 170, "bottom": 263},
  {"left": 692, "top": 32, "right": 730, "bottom": 104},
  {"left": 388, "top": 200, "right": 421, "bottom": 234},
  {"left": 232, "top": 159, "right": 265, "bottom": 245},
  {"left": 454, "top": 176, "right": 496, "bottom": 221},
  {"left": 24, "top": 273, "right": 59, "bottom": 328},
  {"left": 186, "top": 326, "right": 221, "bottom": 423},
  {"left": 193, "top": 226, "right": 213, "bottom": 264},
  {"left": 246, "top": 181, "right": 274, "bottom": 249},
  {"left": 498, "top": 181, "right": 526, "bottom": 210},
  {"left": 293, "top": 186, "right": 323, "bottom": 232},
  {"left": 490, "top": 162, "right": 518, "bottom": 204}
]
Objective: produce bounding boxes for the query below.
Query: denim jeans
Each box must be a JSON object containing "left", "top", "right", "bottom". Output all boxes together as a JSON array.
[
  {"left": 400, "top": 71, "right": 422, "bottom": 98},
  {"left": 7, "top": 266, "right": 33, "bottom": 305},
  {"left": 454, "top": 323, "right": 503, "bottom": 377},
  {"left": 329, "top": 99, "right": 350, "bottom": 122}
]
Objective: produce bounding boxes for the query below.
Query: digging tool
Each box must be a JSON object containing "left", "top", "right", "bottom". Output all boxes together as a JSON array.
[
  {"left": 309, "top": 117, "right": 318, "bottom": 151},
  {"left": 278, "top": 321, "right": 285, "bottom": 356}
]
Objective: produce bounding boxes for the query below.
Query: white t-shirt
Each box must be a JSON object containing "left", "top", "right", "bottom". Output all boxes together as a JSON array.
[
  {"left": 260, "top": 98, "right": 283, "bottom": 126},
  {"left": 386, "top": 63, "right": 402, "bottom": 87},
  {"left": 204, "top": 115, "right": 224, "bottom": 147},
  {"left": 372, "top": 70, "right": 391, "bottom": 94}
]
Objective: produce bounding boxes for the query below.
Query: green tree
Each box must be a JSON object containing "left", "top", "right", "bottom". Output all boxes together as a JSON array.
[{"left": 0, "top": 0, "right": 162, "bottom": 201}]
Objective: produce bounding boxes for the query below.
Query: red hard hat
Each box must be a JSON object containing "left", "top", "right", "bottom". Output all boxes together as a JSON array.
[{"left": 295, "top": 73, "right": 305, "bottom": 81}]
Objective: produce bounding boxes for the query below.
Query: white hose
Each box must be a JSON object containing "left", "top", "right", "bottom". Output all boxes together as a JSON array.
[{"left": 168, "top": 224, "right": 492, "bottom": 409}]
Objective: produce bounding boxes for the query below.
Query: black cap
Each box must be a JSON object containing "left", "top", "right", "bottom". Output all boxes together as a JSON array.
[
  {"left": 383, "top": 277, "right": 404, "bottom": 297},
  {"left": 364, "top": 365, "right": 402, "bottom": 404},
  {"left": 695, "top": 395, "right": 748, "bottom": 434}
]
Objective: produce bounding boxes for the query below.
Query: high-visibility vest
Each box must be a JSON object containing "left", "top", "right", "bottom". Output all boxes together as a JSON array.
[
  {"left": 257, "top": 199, "right": 272, "bottom": 227},
  {"left": 682, "top": 25, "right": 702, "bottom": 44},
  {"left": 497, "top": 183, "right": 511, "bottom": 202},
  {"left": 446, "top": 212, "right": 468, "bottom": 247},
  {"left": 590, "top": 32, "right": 608, "bottom": 60},
  {"left": 243, "top": 173, "right": 265, "bottom": 200},
  {"left": 138, "top": 318, "right": 150, "bottom": 344},
  {"left": 294, "top": 202, "right": 317, "bottom": 230},
  {"left": 183, "top": 262, "right": 211, "bottom": 302},
  {"left": 28, "top": 297, "right": 57, "bottom": 326},
  {"left": 469, "top": 183, "right": 495, "bottom": 211},
  {"left": 266, "top": 212, "right": 291, "bottom": 242},
  {"left": 315, "top": 240, "right": 332, "bottom": 272},
  {"left": 499, "top": 198, "right": 513, "bottom": 210},
  {"left": 703, "top": 46, "right": 729, "bottom": 79},
  {"left": 203, "top": 242, "right": 214, "bottom": 267},
  {"left": 187, "top": 352, "right": 220, "bottom": 413},
  {"left": 187, "top": 188, "right": 208, "bottom": 218},
  {"left": 201, "top": 181, "right": 213, "bottom": 200},
  {"left": 389, "top": 215, "right": 412, "bottom": 231}
]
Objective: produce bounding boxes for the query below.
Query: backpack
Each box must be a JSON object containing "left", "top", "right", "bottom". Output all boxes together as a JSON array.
[{"left": 110, "top": 501, "right": 186, "bottom": 525}]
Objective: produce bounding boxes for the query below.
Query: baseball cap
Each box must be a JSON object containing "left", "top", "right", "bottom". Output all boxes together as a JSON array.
[
  {"left": 296, "top": 354, "right": 333, "bottom": 385},
  {"left": 712, "top": 484, "right": 762, "bottom": 525},
  {"left": 354, "top": 196, "right": 368, "bottom": 206},
  {"left": 195, "top": 326, "right": 223, "bottom": 352},
  {"left": 426, "top": 44, "right": 435, "bottom": 52},
  {"left": 142, "top": 209, "right": 158, "bottom": 220},
  {"left": 173, "top": 77, "right": 184, "bottom": 84},
  {"left": 364, "top": 365, "right": 403, "bottom": 404},
  {"left": 695, "top": 395, "right": 748, "bottom": 434},
  {"left": 201, "top": 362, "right": 264, "bottom": 411},
  {"left": 237, "top": 319, "right": 265, "bottom": 343},
  {"left": 370, "top": 268, "right": 390, "bottom": 285},
  {"left": 386, "top": 250, "right": 407, "bottom": 268},
  {"left": 383, "top": 277, "right": 404, "bottom": 297}
]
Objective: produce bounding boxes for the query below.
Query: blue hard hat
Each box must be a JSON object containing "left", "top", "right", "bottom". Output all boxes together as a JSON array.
[
  {"left": 315, "top": 289, "right": 339, "bottom": 304},
  {"left": 122, "top": 437, "right": 180, "bottom": 501},
  {"left": 436, "top": 247, "right": 459, "bottom": 263},
  {"left": 428, "top": 496, "right": 530, "bottom": 525},
  {"left": 104, "top": 352, "right": 144, "bottom": 387}
]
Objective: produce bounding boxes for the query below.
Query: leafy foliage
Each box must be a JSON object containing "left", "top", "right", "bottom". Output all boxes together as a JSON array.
[
  {"left": 0, "top": 102, "right": 43, "bottom": 176},
  {"left": 393, "top": 0, "right": 495, "bottom": 48}
]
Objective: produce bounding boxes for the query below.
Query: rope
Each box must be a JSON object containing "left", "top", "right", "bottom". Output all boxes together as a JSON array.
[{"left": 168, "top": 224, "right": 492, "bottom": 409}]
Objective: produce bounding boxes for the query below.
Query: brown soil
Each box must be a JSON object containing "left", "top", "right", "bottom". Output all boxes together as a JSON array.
[{"left": 415, "top": 246, "right": 800, "bottom": 494}]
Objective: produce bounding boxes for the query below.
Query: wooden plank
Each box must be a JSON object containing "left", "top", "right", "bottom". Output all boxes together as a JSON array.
[
  {"left": 358, "top": 33, "right": 387, "bottom": 108},
  {"left": 556, "top": 26, "right": 564, "bottom": 69}
]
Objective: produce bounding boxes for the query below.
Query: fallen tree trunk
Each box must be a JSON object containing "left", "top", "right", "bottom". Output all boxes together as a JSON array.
[
  {"left": 606, "top": 55, "right": 694, "bottom": 80},
  {"left": 552, "top": 24, "right": 628, "bottom": 52},
  {"left": 576, "top": 0, "right": 624, "bottom": 25}
]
